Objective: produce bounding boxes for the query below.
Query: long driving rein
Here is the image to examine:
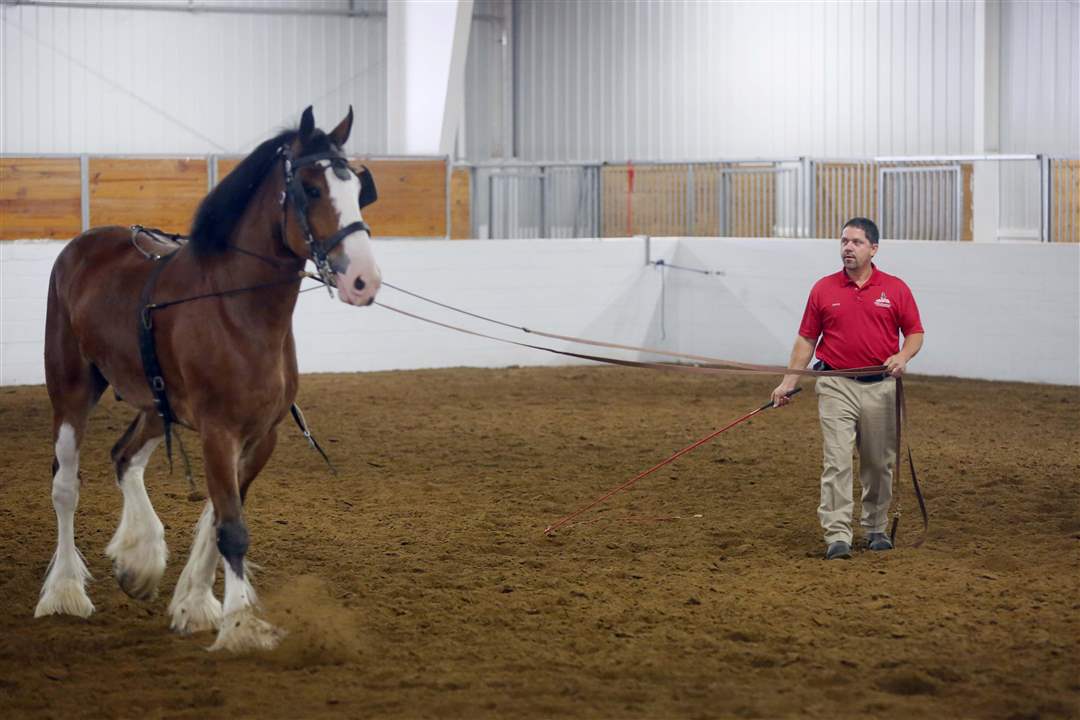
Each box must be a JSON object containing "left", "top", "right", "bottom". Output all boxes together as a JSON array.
[{"left": 134, "top": 143, "right": 378, "bottom": 480}]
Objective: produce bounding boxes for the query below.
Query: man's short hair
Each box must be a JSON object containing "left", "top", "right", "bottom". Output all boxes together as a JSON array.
[{"left": 843, "top": 217, "right": 880, "bottom": 245}]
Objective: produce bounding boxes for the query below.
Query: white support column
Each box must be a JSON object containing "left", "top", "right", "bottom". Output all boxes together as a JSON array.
[
  {"left": 386, "top": 0, "right": 475, "bottom": 156},
  {"left": 972, "top": 0, "right": 1001, "bottom": 243}
]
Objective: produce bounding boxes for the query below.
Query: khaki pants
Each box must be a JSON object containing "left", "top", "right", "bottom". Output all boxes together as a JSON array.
[{"left": 815, "top": 375, "right": 897, "bottom": 545}]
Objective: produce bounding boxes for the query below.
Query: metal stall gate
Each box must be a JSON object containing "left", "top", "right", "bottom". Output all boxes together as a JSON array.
[{"left": 878, "top": 165, "right": 963, "bottom": 241}]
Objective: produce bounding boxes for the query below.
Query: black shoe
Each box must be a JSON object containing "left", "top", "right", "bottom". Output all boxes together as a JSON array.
[
  {"left": 825, "top": 541, "right": 852, "bottom": 560},
  {"left": 867, "top": 533, "right": 893, "bottom": 551}
]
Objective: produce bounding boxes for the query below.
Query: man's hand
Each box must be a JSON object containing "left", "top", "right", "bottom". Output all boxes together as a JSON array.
[
  {"left": 771, "top": 381, "right": 799, "bottom": 408},
  {"left": 884, "top": 353, "right": 907, "bottom": 377}
]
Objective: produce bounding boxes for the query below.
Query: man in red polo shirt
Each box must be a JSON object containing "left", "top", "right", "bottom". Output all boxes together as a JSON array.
[{"left": 771, "top": 217, "right": 924, "bottom": 560}]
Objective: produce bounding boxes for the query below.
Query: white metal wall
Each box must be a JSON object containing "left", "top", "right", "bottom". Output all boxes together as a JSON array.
[
  {"left": 1000, "top": 0, "right": 1080, "bottom": 154},
  {"left": 464, "top": 0, "right": 510, "bottom": 159},
  {"left": 511, "top": 0, "right": 1079, "bottom": 162},
  {"left": 0, "top": 0, "right": 388, "bottom": 155}
]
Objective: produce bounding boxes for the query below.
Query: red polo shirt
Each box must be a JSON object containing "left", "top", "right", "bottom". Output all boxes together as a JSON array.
[{"left": 798, "top": 264, "right": 924, "bottom": 369}]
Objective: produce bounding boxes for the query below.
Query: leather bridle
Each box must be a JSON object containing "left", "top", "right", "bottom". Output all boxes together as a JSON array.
[{"left": 279, "top": 144, "right": 378, "bottom": 291}]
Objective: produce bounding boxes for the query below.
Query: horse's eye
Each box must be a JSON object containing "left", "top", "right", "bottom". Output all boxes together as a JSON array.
[{"left": 304, "top": 185, "right": 321, "bottom": 199}]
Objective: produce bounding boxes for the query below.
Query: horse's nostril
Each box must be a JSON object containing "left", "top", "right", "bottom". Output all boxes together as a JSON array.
[{"left": 354, "top": 278, "right": 366, "bottom": 291}]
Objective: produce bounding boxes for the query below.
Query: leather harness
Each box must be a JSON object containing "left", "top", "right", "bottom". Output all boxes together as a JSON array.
[{"left": 132, "top": 146, "right": 377, "bottom": 480}]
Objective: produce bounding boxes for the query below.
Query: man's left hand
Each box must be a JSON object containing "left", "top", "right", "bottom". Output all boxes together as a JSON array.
[{"left": 884, "top": 354, "right": 907, "bottom": 377}]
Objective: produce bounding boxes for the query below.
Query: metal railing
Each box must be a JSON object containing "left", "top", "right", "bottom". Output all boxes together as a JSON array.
[{"left": 461, "top": 155, "right": 1080, "bottom": 243}]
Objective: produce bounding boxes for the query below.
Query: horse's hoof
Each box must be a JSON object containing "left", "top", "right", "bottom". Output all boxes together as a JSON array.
[
  {"left": 35, "top": 580, "right": 95, "bottom": 619},
  {"left": 208, "top": 609, "right": 285, "bottom": 652},
  {"left": 169, "top": 591, "right": 223, "bottom": 635},
  {"left": 106, "top": 536, "right": 167, "bottom": 602}
]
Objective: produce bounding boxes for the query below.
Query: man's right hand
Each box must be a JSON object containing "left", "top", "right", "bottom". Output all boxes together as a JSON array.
[{"left": 771, "top": 381, "right": 799, "bottom": 408}]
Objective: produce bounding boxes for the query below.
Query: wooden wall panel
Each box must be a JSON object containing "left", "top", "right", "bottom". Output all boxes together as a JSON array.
[
  {"left": 602, "top": 165, "right": 697, "bottom": 237},
  {"left": 359, "top": 160, "right": 446, "bottom": 237},
  {"left": 0, "top": 158, "right": 82, "bottom": 240},
  {"left": 89, "top": 158, "right": 208, "bottom": 233},
  {"left": 1052, "top": 160, "right": 1080, "bottom": 243}
]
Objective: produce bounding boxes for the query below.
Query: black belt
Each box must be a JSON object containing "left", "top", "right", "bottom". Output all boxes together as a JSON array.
[{"left": 815, "top": 360, "right": 888, "bottom": 383}]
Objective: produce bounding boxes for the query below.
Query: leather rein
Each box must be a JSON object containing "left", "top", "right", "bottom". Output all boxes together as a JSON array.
[{"left": 373, "top": 284, "right": 929, "bottom": 547}]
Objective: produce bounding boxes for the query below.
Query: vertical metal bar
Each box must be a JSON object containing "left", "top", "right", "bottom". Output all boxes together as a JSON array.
[
  {"left": 1039, "top": 154, "right": 1050, "bottom": 242},
  {"left": 907, "top": 171, "right": 914, "bottom": 240},
  {"left": 596, "top": 165, "right": 604, "bottom": 238},
  {"left": 488, "top": 173, "right": 495, "bottom": 239},
  {"left": 940, "top": 170, "right": 947, "bottom": 241},
  {"left": 935, "top": 169, "right": 942, "bottom": 241},
  {"left": 954, "top": 166, "right": 961, "bottom": 241},
  {"left": 539, "top": 166, "right": 547, "bottom": 239},
  {"left": 941, "top": 170, "right": 947, "bottom": 241}
]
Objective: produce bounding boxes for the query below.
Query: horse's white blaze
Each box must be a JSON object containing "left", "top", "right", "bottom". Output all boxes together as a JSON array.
[
  {"left": 323, "top": 162, "right": 381, "bottom": 306},
  {"left": 106, "top": 437, "right": 166, "bottom": 600},
  {"left": 169, "top": 501, "right": 222, "bottom": 634},
  {"left": 209, "top": 561, "right": 284, "bottom": 652},
  {"left": 35, "top": 423, "right": 94, "bottom": 618}
]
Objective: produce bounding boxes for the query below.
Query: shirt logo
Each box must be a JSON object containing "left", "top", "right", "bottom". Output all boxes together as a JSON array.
[{"left": 874, "top": 292, "right": 891, "bottom": 308}]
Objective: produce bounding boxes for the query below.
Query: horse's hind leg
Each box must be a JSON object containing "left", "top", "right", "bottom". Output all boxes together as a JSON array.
[
  {"left": 37, "top": 306, "right": 108, "bottom": 617},
  {"left": 105, "top": 412, "right": 167, "bottom": 601},
  {"left": 206, "top": 429, "right": 284, "bottom": 651}
]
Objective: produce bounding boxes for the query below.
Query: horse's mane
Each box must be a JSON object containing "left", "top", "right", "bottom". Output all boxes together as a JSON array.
[{"left": 189, "top": 127, "right": 335, "bottom": 255}]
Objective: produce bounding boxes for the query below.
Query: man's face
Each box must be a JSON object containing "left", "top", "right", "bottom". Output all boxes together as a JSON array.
[{"left": 840, "top": 226, "right": 877, "bottom": 271}]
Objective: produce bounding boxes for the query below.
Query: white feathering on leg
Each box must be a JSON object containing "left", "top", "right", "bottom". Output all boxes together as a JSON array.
[
  {"left": 105, "top": 437, "right": 167, "bottom": 601},
  {"left": 209, "top": 561, "right": 284, "bottom": 652},
  {"left": 36, "top": 423, "right": 94, "bottom": 618},
  {"left": 169, "top": 501, "right": 222, "bottom": 634}
]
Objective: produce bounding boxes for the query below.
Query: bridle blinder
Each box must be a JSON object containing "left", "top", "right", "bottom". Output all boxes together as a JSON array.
[{"left": 279, "top": 144, "right": 378, "bottom": 292}]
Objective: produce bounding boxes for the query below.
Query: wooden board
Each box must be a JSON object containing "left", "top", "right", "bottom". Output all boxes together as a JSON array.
[
  {"left": 0, "top": 158, "right": 82, "bottom": 240},
  {"left": 1052, "top": 159, "right": 1080, "bottom": 243},
  {"left": 89, "top": 158, "right": 208, "bottom": 233}
]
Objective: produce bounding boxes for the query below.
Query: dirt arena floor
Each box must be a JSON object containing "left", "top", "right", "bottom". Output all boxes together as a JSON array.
[{"left": 1, "top": 366, "right": 1077, "bottom": 719}]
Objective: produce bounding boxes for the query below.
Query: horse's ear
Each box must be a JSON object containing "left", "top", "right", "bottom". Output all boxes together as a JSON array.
[
  {"left": 329, "top": 106, "right": 353, "bottom": 148},
  {"left": 299, "top": 106, "right": 315, "bottom": 140}
]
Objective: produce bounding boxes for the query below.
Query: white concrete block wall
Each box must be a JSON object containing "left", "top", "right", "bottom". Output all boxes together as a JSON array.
[{"left": 1, "top": 237, "right": 1077, "bottom": 387}]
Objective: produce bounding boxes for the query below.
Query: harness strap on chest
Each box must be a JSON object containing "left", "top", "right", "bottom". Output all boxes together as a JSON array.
[{"left": 138, "top": 252, "right": 180, "bottom": 471}]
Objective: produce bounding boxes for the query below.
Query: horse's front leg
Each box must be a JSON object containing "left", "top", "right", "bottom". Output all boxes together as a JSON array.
[
  {"left": 169, "top": 427, "right": 278, "bottom": 635},
  {"left": 168, "top": 500, "right": 222, "bottom": 634},
  {"left": 201, "top": 430, "right": 283, "bottom": 652}
]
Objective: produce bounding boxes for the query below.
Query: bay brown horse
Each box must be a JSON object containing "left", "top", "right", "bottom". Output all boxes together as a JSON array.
[{"left": 35, "top": 106, "right": 381, "bottom": 651}]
